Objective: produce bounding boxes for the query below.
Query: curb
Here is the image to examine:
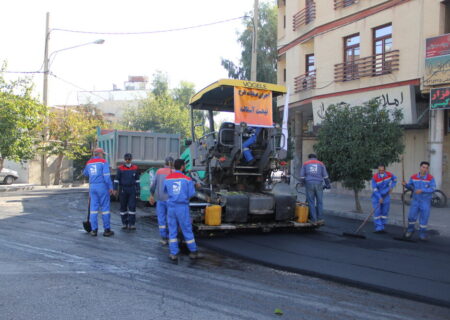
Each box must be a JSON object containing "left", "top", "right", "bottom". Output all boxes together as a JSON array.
[{"left": 324, "top": 208, "right": 443, "bottom": 234}]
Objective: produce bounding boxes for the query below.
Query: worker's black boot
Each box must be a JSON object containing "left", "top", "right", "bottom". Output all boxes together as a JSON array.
[
  {"left": 120, "top": 214, "right": 129, "bottom": 229},
  {"left": 103, "top": 229, "right": 114, "bottom": 237},
  {"left": 90, "top": 229, "right": 98, "bottom": 237},
  {"left": 128, "top": 214, "right": 136, "bottom": 230},
  {"left": 404, "top": 231, "right": 413, "bottom": 239},
  {"left": 169, "top": 254, "right": 179, "bottom": 263},
  {"left": 189, "top": 251, "right": 203, "bottom": 260}
]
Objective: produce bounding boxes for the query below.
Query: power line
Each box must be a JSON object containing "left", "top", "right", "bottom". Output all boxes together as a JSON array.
[
  {"left": 1, "top": 70, "right": 44, "bottom": 74},
  {"left": 50, "top": 72, "right": 107, "bottom": 102},
  {"left": 52, "top": 16, "right": 248, "bottom": 36}
]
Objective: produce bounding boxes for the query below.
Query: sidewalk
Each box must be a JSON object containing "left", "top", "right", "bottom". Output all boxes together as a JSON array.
[
  {"left": 321, "top": 191, "right": 450, "bottom": 237},
  {"left": 0, "top": 183, "right": 89, "bottom": 192}
]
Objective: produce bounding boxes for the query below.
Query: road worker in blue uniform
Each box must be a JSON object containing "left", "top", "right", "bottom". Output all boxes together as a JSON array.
[
  {"left": 242, "top": 127, "right": 261, "bottom": 165},
  {"left": 164, "top": 159, "right": 201, "bottom": 261},
  {"left": 371, "top": 165, "right": 397, "bottom": 233},
  {"left": 299, "top": 154, "right": 331, "bottom": 224},
  {"left": 83, "top": 148, "right": 114, "bottom": 237},
  {"left": 113, "top": 153, "right": 140, "bottom": 230},
  {"left": 149, "top": 156, "right": 174, "bottom": 245},
  {"left": 402, "top": 161, "right": 436, "bottom": 241}
]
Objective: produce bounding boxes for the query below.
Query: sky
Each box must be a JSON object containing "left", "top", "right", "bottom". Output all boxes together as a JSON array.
[{"left": 0, "top": 0, "right": 265, "bottom": 106}]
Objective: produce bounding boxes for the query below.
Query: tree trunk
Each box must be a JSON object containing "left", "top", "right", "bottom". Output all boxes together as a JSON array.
[
  {"left": 53, "top": 154, "right": 64, "bottom": 185},
  {"left": 0, "top": 157, "right": 4, "bottom": 174},
  {"left": 353, "top": 188, "right": 363, "bottom": 213}
]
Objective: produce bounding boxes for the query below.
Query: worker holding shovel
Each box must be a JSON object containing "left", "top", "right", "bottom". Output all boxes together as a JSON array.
[
  {"left": 83, "top": 148, "right": 114, "bottom": 237},
  {"left": 371, "top": 165, "right": 397, "bottom": 233}
]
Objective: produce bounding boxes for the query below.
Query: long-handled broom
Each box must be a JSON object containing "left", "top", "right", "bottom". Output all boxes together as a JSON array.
[
  {"left": 393, "top": 157, "right": 416, "bottom": 242},
  {"left": 342, "top": 204, "right": 380, "bottom": 239}
]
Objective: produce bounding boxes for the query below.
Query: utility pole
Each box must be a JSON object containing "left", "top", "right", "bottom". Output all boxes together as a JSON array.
[
  {"left": 251, "top": 0, "right": 259, "bottom": 81},
  {"left": 41, "top": 12, "right": 50, "bottom": 186}
]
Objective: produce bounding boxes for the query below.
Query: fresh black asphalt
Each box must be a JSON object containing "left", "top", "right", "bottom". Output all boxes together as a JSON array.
[
  {"left": 1, "top": 189, "right": 449, "bottom": 319},
  {"left": 198, "top": 214, "right": 450, "bottom": 308}
]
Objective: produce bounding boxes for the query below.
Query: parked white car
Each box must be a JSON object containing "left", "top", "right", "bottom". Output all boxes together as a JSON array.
[{"left": 0, "top": 168, "right": 19, "bottom": 185}]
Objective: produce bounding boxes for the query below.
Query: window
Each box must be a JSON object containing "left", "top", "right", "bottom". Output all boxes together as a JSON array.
[
  {"left": 303, "top": 54, "right": 315, "bottom": 89},
  {"left": 373, "top": 24, "right": 393, "bottom": 74},
  {"left": 444, "top": 1, "right": 450, "bottom": 33},
  {"left": 344, "top": 34, "right": 360, "bottom": 80},
  {"left": 344, "top": 0, "right": 356, "bottom": 7},
  {"left": 283, "top": 15, "right": 286, "bottom": 29},
  {"left": 305, "top": 0, "right": 315, "bottom": 24},
  {"left": 283, "top": 68, "right": 286, "bottom": 82},
  {"left": 305, "top": 54, "right": 315, "bottom": 74}
]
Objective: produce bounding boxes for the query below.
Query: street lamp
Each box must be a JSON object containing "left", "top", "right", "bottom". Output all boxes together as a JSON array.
[{"left": 41, "top": 12, "right": 105, "bottom": 185}]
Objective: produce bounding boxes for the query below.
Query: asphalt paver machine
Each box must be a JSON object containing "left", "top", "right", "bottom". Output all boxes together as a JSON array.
[{"left": 186, "top": 79, "right": 315, "bottom": 233}]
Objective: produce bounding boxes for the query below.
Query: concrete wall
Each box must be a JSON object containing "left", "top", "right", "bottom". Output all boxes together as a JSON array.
[
  {"left": 27, "top": 156, "right": 74, "bottom": 185},
  {"left": 3, "top": 156, "right": 73, "bottom": 185}
]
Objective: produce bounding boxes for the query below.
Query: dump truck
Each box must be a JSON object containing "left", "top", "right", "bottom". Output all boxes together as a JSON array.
[
  {"left": 185, "top": 79, "right": 317, "bottom": 233},
  {"left": 96, "top": 128, "right": 180, "bottom": 201}
]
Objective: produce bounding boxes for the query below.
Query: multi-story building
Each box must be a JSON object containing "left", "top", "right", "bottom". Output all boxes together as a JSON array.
[
  {"left": 78, "top": 76, "right": 150, "bottom": 123},
  {"left": 278, "top": 0, "right": 450, "bottom": 195}
]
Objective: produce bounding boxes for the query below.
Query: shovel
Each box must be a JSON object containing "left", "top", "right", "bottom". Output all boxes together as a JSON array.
[{"left": 82, "top": 196, "right": 92, "bottom": 233}]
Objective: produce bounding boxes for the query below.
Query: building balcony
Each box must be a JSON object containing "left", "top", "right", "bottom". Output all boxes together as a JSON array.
[
  {"left": 294, "top": 71, "right": 316, "bottom": 92},
  {"left": 334, "top": 0, "right": 358, "bottom": 10},
  {"left": 334, "top": 50, "right": 400, "bottom": 82},
  {"left": 292, "top": 2, "right": 316, "bottom": 31}
]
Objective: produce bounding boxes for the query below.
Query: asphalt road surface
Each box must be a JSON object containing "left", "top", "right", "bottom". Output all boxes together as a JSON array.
[{"left": 0, "top": 189, "right": 449, "bottom": 320}]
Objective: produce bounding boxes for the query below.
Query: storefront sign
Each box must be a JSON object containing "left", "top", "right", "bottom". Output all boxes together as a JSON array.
[
  {"left": 426, "top": 34, "right": 450, "bottom": 58},
  {"left": 430, "top": 87, "right": 450, "bottom": 110},
  {"left": 234, "top": 87, "right": 273, "bottom": 127},
  {"left": 424, "top": 34, "right": 450, "bottom": 86},
  {"left": 312, "top": 85, "right": 416, "bottom": 125}
]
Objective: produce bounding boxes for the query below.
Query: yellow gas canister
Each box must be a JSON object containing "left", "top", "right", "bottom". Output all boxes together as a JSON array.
[
  {"left": 295, "top": 202, "right": 309, "bottom": 223},
  {"left": 205, "top": 205, "right": 222, "bottom": 226}
]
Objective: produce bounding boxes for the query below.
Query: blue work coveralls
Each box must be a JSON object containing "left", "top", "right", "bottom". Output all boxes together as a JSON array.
[
  {"left": 371, "top": 171, "right": 397, "bottom": 231},
  {"left": 405, "top": 173, "right": 436, "bottom": 238},
  {"left": 299, "top": 159, "right": 330, "bottom": 222},
  {"left": 83, "top": 157, "right": 113, "bottom": 231},
  {"left": 163, "top": 171, "right": 197, "bottom": 255},
  {"left": 114, "top": 164, "right": 140, "bottom": 227},
  {"left": 150, "top": 166, "right": 173, "bottom": 239},
  {"left": 242, "top": 127, "right": 261, "bottom": 163}
]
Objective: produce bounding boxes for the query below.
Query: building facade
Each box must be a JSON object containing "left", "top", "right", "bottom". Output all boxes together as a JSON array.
[
  {"left": 78, "top": 76, "right": 150, "bottom": 123},
  {"left": 278, "top": 0, "right": 450, "bottom": 195}
]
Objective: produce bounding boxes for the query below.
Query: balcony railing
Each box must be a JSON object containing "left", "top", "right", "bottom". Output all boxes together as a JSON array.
[
  {"left": 334, "top": 50, "right": 400, "bottom": 82},
  {"left": 334, "top": 0, "right": 357, "bottom": 9},
  {"left": 292, "top": 2, "right": 316, "bottom": 31},
  {"left": 294, "top": 71, "right": 316, "bottom": 92}
]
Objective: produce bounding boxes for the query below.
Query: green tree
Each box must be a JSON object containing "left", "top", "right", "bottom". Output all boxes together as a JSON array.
[
  {"left": 313, "top": 99, "right": 404, "bottom": 212},
  {"left": 221, "top": 1, "right": 277, "bottom": 83},
  {"left": 0, "top": 67, "right": 47, "bottom": 173},
  {"left": 46, "top": 105, "right": 104, "bottom": 185},
  {"left": 123, "top": 72, "right": 201, "bottom": 139}
]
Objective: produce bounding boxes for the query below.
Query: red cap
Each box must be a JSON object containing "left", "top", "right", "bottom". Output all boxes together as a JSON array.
[{"left": 93, "top": 147, "right": 106, "bottom": 154}]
